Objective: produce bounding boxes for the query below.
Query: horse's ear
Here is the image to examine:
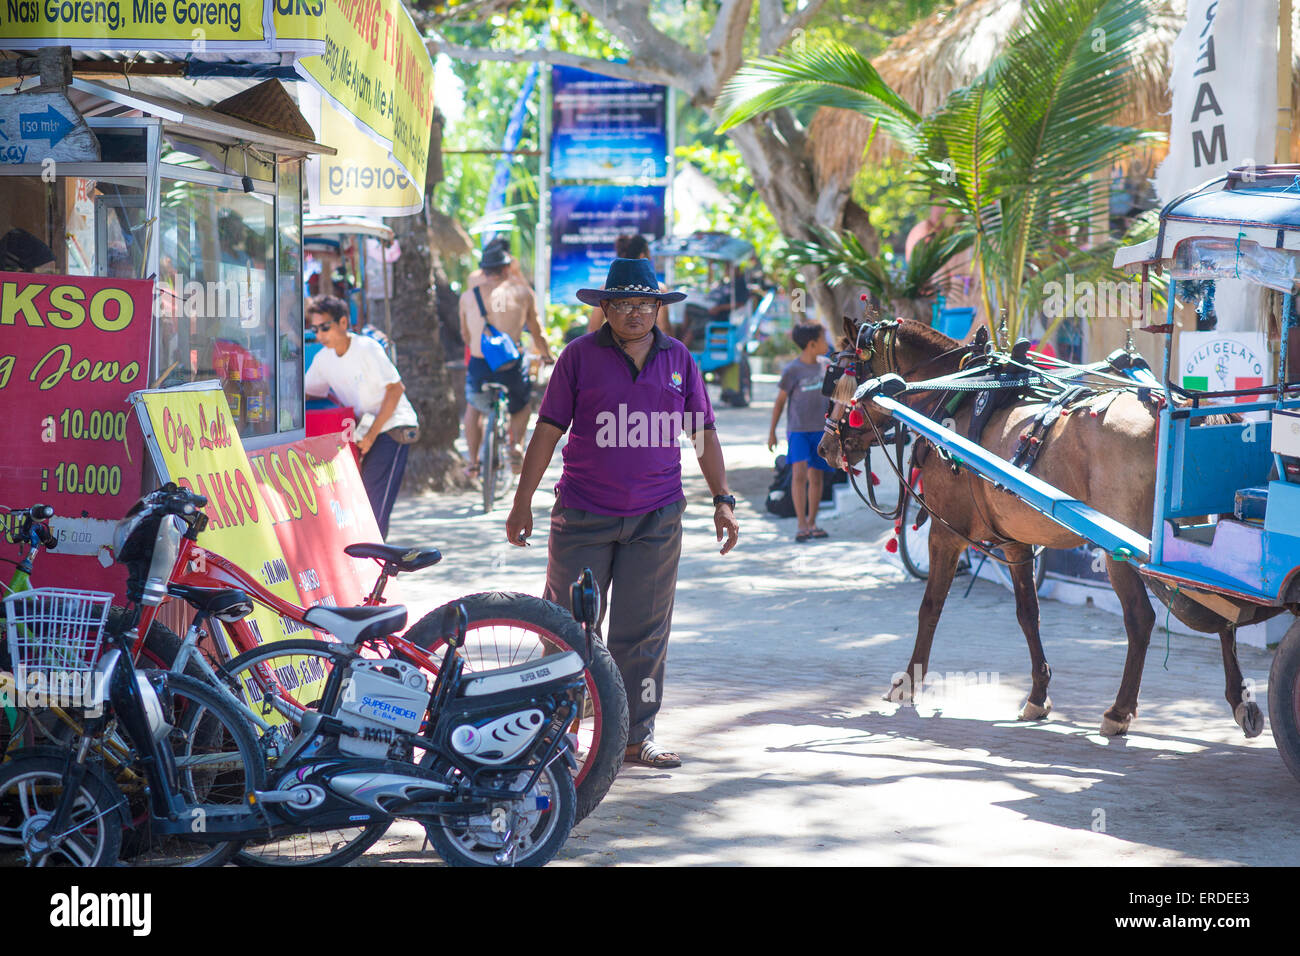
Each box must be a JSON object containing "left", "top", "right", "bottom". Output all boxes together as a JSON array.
[
  {"left": 972, "top": 325, "right": 990, "bottom": 349},
  {"left": 841, "top": 315, "right": 858, "bottom": 344}
]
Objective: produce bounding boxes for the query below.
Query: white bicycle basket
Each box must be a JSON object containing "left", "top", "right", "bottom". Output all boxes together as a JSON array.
[{"left": 4, "top": 588, "right": 114, "bottom": 687}]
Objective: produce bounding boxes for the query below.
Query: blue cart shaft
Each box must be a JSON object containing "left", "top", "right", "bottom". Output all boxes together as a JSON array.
[{"left": 870, "top": 393, "right": 1152, "bottom": 562}]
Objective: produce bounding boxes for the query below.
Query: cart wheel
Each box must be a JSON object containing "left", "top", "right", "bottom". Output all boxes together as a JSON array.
[{"left": 1268, "top": 616, "right": 1300, "bottom": 784}]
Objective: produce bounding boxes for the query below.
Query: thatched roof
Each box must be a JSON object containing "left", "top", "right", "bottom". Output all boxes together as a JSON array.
[{"left": 810, "top": 0, "right": 1287, "bottom": 189}]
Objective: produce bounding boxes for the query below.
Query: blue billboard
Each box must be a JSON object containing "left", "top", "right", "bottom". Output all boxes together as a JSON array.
[
  {"left": 550, "top": 184, "right": 666, "bottom": 304},
  {"left": 550, "top": 65, "right": 668, "bottom": 181}
]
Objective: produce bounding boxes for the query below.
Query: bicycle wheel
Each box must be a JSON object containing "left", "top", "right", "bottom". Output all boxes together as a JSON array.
[
  {"left": 217, "top": 640, "right": 390, "bottom": 867},
  {"left": 125, "top": 672, "right": 266, "bottom": 867},
  {"left": 0, "top": 750, "right": 125, "bottom": 866},
  {"left": 898, "top": 494, "right": 930, "bottom": 581},
  {"left": 482, "top": 405, "right": 498, "bottom": 514},
  {"left": 422, "top": 759, "right": 574, "bottom": 867},
  {"left": 405, "top": 591, "right": 628, "bottom": 825}
]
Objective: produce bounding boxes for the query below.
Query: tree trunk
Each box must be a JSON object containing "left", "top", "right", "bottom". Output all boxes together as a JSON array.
[
  {"left": 388, "top": 110, "right": 466, "bottom": 492},
  {"left": 725, "top": 120, "right": 877, "bottom": 326}
]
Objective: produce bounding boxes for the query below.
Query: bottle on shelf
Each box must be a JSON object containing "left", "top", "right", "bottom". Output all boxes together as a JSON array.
[{"left": 224, "top": 357, "right": 245, "bottom": 430}]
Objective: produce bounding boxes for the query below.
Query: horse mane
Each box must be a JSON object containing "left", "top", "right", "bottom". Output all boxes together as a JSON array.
[{"left": 836, "top": 317, "right": 961, "bottom": 356}]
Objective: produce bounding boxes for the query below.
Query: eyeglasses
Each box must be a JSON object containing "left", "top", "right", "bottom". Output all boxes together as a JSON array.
[{"left": 605, "top": 300, "right": 659, "bottom": 316}]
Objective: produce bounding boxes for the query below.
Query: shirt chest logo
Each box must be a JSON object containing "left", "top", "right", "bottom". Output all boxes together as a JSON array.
[{"left": 669, "top": 371, "right": 683, "bottom": 391}]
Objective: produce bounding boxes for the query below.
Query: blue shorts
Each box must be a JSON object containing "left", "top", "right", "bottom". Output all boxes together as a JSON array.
[
  {"left": 787, "top": 430, "right": 834, "bottom": 471},
  {"left": 466, "top": 356, "right": 532, "bottom": 415}
]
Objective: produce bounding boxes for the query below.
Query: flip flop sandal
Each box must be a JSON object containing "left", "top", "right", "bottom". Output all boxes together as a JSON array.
[
  {"left": 810, "top": 528, "right": 829, "bottom": 539},
  {"left": 626, "top": 739, "right": 682, "bottom": 768},
  {"left": 795, "top": 531, "right": 813, "bottom": 542}
]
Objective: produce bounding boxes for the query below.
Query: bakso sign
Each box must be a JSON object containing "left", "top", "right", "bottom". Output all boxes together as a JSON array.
[{"left": 0, "top": 271, "right": 151, "bottom": 593}]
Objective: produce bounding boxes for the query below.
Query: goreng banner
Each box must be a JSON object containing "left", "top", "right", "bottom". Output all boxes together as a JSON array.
[
  {"left": 300, "top": 82, "right": 422, "bottom": 217},
  {"left": 0, "top": 0, "right": 269, "bottom": 50},
  {"left": 550, "top": 184, "right": 664, "bottom": 304},
  {"left": 0, "top": 0, "right": 435, "bottom": 198}
]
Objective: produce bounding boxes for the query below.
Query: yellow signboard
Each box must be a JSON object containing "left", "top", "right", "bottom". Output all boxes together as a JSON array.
[
  {"left": 132, "top": 383, "right": 308, "bottom": 646},
  {"left": 0, "top": 0, "right": 269, "bottom": 50},
  {"left": 302, "top": 83, "right": 422, "bottom": 217},
  {"left": 0, "top": 0, "right": 434, "bottom": 200},
  {"left": 293, "top": 0, "right": 434, "bottom": 192}
]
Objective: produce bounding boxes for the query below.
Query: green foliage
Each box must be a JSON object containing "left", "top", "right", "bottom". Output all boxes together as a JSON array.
[
  {"left": 783, "top": 224, "right": 972, "bottom": 318},
  {"left": 851, "top": 156, "right": 921, "bottom": 252},
  {"left": 673, "top": 141, "right": 788, "bottom": 282},
  {"left": 718, "top": 0, "right": 1160, "bottom": 344}
]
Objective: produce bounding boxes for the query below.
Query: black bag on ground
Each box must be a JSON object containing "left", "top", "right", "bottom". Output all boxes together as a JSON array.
[{"left": 766, "top": 454, "right": 847, "bottom": 518}]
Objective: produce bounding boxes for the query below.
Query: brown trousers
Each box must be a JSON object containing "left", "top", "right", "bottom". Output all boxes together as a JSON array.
[{"left": 542, "top": 497, "right": 687, "bottom": 746}]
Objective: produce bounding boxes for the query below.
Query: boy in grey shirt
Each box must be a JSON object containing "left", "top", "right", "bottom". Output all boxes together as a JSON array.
[{"left": 768, "top": 322, "right": 835, "bottom": 540}]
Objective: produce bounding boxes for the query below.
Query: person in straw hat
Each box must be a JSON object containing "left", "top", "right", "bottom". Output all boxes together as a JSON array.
[{"left": 506, "top": 257, "right": 740, "bottom": 768}]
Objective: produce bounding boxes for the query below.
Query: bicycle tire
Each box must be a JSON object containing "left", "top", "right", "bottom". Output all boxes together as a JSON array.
[
  {"left": 898, "top": 494, "right": 930, "bottom": 581},
  {"left": 126, "top": 672, "right": 267, "bottom": 867},
  {"left": 422, "top": 758, "right": 574, "bottom": 867},
  {"left": 0, "top": 749, "right": 126, "bottom": 866},
  {"left": 482, "top": 405, "right": 498, "bottom": 514},
  {"left": 217, "top": 639, "right": 389, "bottom": 867},
  {"left": 405, "top": 591, "right": 628, "bottom": 825}
]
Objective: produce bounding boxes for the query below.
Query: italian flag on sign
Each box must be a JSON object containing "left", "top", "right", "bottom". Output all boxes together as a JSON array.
[{"left": 1182, "top": 376, "right": 1264, "bottom": 402}]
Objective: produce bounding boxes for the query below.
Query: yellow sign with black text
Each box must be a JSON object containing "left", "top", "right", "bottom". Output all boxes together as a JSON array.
[{"left": 0, "top": 0, "right": 269, "bottom": 50}]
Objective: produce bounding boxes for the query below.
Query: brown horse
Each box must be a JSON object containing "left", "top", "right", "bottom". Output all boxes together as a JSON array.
[{"left": 820, "top": 315, "right": 1274, "bottom": 738}]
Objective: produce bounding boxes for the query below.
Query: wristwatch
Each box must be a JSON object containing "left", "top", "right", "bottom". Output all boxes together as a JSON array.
[{"left": 712, "top": 494, "right": 736, "bottom": 509}]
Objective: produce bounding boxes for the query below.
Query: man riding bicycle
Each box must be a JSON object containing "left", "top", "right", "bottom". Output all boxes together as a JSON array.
[{"left": 459, "top": 240, "right": 555, "bottom": 478}]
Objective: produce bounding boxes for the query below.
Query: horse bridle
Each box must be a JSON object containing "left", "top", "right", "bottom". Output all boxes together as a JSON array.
[{"left": 821, "top": 317, "right": 1039, "bottom": 566}]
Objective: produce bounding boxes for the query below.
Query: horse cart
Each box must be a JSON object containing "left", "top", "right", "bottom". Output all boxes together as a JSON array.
[
  {"left": 829, "top": 165, "right": 1300, "bottom": 783},
  {"left": 651, "top": 232, "right": 772, "bottom": 407}
]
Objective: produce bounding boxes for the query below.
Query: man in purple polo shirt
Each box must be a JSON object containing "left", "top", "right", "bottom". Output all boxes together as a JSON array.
[{"left": 507, "top": 258, "right": 740, "bottom": 769}]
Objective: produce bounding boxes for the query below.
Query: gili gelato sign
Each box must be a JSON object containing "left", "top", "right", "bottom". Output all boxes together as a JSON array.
[{"left": 1180, "top": 331, "right": 1269, "bottom": 403}]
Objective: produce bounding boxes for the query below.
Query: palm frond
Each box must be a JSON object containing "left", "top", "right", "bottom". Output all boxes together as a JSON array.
[{"left": 716, "top": 43, "right": 921, "bottom": 151}]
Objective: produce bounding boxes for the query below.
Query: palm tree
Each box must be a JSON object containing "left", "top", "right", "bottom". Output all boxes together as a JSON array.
[{"left": 719, "top": 0, "right": 1159, "bottom": 344}]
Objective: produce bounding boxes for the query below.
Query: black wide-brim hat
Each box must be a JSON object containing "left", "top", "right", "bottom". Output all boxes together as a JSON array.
[{"left": 576, "top": 257, "right": 687, "bottom": 307}]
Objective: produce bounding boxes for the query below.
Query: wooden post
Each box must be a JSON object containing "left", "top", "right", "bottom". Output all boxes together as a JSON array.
[{"left": 1280, "top": 0, "right": 1293, "bottom": 163}]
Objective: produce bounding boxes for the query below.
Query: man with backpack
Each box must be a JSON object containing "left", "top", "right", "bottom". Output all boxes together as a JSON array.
[{"left": 459, "top": 242, "right": 554, "bottom": 479}]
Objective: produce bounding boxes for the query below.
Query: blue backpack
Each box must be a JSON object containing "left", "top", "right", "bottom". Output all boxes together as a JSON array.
[{"left": 474, "top": 286, "right": 521, "bottom": 371}]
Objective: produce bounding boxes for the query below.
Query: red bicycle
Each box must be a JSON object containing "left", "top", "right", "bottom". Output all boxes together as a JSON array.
[{"left": 116, "top": 485, "right": 628, "bottom": 862}]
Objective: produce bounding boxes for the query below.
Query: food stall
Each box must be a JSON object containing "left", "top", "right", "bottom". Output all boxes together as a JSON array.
[{"left": 0, "top": 3, "right": 436, "bottom": 602}]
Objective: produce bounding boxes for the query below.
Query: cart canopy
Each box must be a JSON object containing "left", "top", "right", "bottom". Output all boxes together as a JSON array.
[{"left": 1114, "top": 165, "right": 1300, "bottom": 290}]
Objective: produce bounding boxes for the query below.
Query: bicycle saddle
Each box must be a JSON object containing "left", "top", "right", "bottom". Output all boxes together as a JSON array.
[
  {"left": 304, "top": 604, "right": 408, "bottom": 647},
  {"left": 344, "top": 543, "right": 442, "bottom": 573},
  {"left": 167, "top": 584, "right": 254, "bottom": 622}
]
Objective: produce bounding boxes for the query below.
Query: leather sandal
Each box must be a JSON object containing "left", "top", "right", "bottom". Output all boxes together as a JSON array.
[{"left": 625, "top": 739, "right": 682, "bottom": 768}]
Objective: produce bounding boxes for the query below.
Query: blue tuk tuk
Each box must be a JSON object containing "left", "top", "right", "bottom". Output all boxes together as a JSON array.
[{"left": 651, "top": 232, "right": 773, "bottom": 407}]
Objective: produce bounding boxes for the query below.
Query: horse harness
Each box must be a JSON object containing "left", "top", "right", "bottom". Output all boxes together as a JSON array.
[{"left": 819, "top": 319, "right": 1144, "bottom": 564}]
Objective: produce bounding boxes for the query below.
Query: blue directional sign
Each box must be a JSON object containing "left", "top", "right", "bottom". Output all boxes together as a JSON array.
[
  {"left": 0, "top": 93, "right": 99, "bottom": 165},
  {"left": 18, "top": 105, "right": 77, "bottom": 147}
]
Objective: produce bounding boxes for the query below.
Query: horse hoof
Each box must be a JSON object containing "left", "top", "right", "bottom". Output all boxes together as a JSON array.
[
  {"left": 1019, "top": 698, "right": 1052, "bottom": 721},
  {"left": 1099, "top": 714, "right": 1130, "bottom": 736},
  {"left": 883, "top": 681, "right": 911, "bottom": 704},
  {"left": 1234, "top": 701, "right": 1265, "bottom": 738}
]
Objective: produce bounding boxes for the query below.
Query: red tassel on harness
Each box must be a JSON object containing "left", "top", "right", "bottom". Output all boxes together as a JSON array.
[
  {"left": 848, "top": 408, "right": 865, "bottom": 428},
  {"left": 871, "top": 471, "right": 881, "bottom": 486},
  {"left": 885, "top": 536, "right": 899, "bottom": 554}
]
